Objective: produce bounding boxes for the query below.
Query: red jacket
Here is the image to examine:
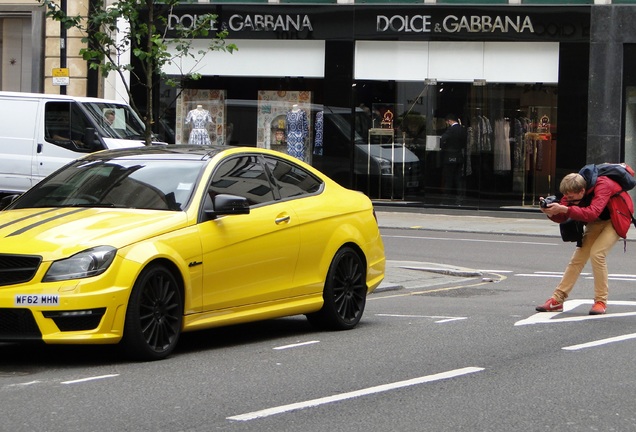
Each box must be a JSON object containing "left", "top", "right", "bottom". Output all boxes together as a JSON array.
[{"left": 549, "top": 176, "right": 622, "bottom": 224}]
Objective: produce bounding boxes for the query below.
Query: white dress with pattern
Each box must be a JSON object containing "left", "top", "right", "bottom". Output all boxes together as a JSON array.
[{"left": 185, "top": 109, "right": 212, "bottom": 145}]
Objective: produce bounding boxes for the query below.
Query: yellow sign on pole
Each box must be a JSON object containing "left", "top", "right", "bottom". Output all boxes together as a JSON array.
[{"left": 52, "top": 68, "right": 69, "bottom": 86}]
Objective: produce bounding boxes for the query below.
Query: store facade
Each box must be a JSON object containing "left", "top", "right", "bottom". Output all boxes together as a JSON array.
[
  {"left": 159, "top": 5, "right": 591, "bottom": 210},
  {"left": 7, "top": 2, "right": 636, "bottom": 211}
]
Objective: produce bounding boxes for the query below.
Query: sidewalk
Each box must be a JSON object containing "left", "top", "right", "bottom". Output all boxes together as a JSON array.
[
  {"left": 375, "top": 207, "right": 559, "bottom": 237},
  {"left": 373, "top": 207, "right": 560, "bottom": 292}
]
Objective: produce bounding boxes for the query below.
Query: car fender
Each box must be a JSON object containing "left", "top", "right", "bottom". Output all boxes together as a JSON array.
[
  {"left": 316, "top": 218, "right": 372, "bottom": 281},
  {"left": 117, "top": 229, "right": 203, "bottom": 312}
]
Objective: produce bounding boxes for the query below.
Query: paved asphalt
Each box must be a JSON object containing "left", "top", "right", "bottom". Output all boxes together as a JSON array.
[{"left": 373, "top": 205, "right": 560, "bottom": 292}]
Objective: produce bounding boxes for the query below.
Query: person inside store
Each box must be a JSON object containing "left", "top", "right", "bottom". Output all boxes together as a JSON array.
[
  {"left": 536, "top": 170, "right": 623, "bottom": 315},
  {"left": 440, "top": 113, "right": 467, "bottom": 201}
]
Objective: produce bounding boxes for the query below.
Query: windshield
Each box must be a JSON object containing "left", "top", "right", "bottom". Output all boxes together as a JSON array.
[
  {"left": 11, "top": 159, "right": 205, "bottom": 211},
  {"left": 82, "top": 102, "right": 147, "bottom": 140}
]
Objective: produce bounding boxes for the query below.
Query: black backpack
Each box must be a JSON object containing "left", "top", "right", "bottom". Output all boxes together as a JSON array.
[
  {"left": 579, "top": 163, "right": 636, "bottom": 191},
  {"left": 578, "top": 163, "right": 636, "bottom": 247}
]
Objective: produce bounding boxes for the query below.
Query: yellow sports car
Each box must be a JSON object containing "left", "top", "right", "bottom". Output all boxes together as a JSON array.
[{"left": 0, "top": 145, "right": 385, "bottom": 360}]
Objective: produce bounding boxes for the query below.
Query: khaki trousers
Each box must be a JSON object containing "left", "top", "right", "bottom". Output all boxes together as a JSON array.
[{"left": 553, "top": 219, "right": 619, "bottom": 304}]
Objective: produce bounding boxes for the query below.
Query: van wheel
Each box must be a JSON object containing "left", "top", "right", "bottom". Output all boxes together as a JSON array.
[
  {"left": 306, "top": 247, "right": 367, "bottom": 330},
  {"left": 121, "top": 264, "right": 182, "bottom": 361}
]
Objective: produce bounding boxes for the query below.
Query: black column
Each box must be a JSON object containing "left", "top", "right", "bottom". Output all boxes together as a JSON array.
[
  {"left": 322, "top": 40, "right": 355, "bottom": 188},
  {"left": 587, "top": 6, "right": 629, "bottom": 163}
]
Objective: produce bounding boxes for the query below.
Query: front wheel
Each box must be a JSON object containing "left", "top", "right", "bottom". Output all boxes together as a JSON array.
[
  {"left": 306, "top": 247, "right": 367, "bottom": 330},
  {"left": 121, "top": 264, "right": 183, "bottom": 361}
]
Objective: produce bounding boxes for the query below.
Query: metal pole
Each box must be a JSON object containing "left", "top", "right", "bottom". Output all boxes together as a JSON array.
[{"left": 60, "top": 0, "right": 67, "bottom": 95}]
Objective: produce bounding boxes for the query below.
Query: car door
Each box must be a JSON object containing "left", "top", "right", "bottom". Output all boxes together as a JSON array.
[{"left": 198, "top": 154, "right": 301, "bottom": 311}]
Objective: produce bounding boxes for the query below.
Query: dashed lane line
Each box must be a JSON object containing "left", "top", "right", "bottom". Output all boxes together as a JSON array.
[{"left": 227, "top": 367, "right": 485, "bottom": 422}]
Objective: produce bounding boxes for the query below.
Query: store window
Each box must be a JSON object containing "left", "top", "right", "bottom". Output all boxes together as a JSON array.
[{"left": 351, "top": 80, "right": 558, "bottom": 208}]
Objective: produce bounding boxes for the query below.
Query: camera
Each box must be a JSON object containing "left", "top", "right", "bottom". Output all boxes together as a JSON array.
[{"left": 540, "top": 195, "right": 558, "bottom": 208}]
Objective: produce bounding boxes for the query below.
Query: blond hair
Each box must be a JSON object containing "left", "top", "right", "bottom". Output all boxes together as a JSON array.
[{"left": 559, "top": 173, "right": 587, "bottom": 194}]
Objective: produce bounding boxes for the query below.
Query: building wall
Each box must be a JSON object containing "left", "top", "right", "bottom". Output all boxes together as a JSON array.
[{"left": 42, "top": 0, "right": 88, "bottom": 95}]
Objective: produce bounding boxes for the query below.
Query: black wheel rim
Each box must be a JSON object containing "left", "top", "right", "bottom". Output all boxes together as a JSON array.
[
  {"left": 138, "top": 271, "right": 181, "bottom": 352},
  {"left": 332, "top": 253, "right": 366, "bottom": 323}
]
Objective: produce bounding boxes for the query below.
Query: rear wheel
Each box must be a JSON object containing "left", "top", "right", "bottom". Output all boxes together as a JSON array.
[
  {"left": 121, "top": 264, "right": 183, "bottom": 361},
  {"left": 307, "top": 247, "right": 367, "bottom": 330}
]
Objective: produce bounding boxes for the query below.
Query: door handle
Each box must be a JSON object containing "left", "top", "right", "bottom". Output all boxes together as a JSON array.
[{"left": 275, "top": 215, "right": 291, "bottom": 224}]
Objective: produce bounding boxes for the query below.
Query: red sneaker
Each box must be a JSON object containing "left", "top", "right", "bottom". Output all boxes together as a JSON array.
[
  {"left": 536, "top": 298, "right": 563, "bottom": 312},
  {"left": 589, "top": 301, "right": 606, "bottom": 315}
]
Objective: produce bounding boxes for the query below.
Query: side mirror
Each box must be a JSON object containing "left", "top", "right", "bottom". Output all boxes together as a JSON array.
[
  {"left": 0, "top": 194, "right": 21, "bottom": 210},
  {"left": 83, "top": 127, "right": 103, "bottom": 151},
  {"left": 205, "top": 194, "right": 250, "bottom": 219}
]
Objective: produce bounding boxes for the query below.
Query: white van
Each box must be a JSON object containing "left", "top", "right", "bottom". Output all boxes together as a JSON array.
[{"left": 0, "top": 91, "right": 153, "bottom": 195}]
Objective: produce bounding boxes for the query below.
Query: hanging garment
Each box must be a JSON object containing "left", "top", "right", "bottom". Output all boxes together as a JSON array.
[
  {"left": 314, "top": 111, "right": 324, "bottom": 156},
  {"left": 493, "top": 118, "right": 511, "bottom": 173},
  {"left": 286, "top": 109, "right": 309, "bottom": 161}
]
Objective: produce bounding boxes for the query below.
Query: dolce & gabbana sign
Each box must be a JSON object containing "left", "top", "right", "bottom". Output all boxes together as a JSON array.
[
  {"left": 376, "top": 14, "right": 535, "bottom": 34},
  {"left": 168, "top": 13, "right": 313, "bottom": 33},
  {"left": 164, "top": 6, "right": 589, "bottom": 42}
]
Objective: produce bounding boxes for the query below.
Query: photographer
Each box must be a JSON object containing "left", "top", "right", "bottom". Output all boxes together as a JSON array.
[{"left": 536, "top": 170, "right": 623, "bottom": 315}]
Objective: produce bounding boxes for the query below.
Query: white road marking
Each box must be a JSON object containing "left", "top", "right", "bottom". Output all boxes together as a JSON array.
[
  {"left": 383, "top": 235, "right": 555, "bottom": 246},
  {"left": 515, "top": 300, "right": 636, "bottom": 326},
  {"left": 516, "top": 271, "right": 636, "bottom": 281},
  {"left": 274, "top": 341, "right": 320, "bottom": 350},
  {"left": 227, "top": 367, "right": 485, "bottom": 421},
  {"left": 563, "top": 333, "right": 636, "bottom": 351},
  {"left": 7, "top": 380, "right": 41, "bottom": 387},
  {"left": 376, "top": 313, "right": 467, "bottom": 324},
  {"left": 61, "top": 374, "right": 119, "bottom": 384}
]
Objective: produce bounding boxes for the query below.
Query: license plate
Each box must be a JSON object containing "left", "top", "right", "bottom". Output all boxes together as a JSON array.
[
  {"left": 15, "top": 294, "right": 60, "bottom": 306},
  {"left": 407, "top": 181, "right": 419, "bottom": 188}
]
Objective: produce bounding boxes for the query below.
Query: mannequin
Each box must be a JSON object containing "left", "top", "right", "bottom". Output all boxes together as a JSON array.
[
  {"left": 286, "top": 104, "right": 308, "bottom": 161},
  {"left": 185, "top": 105, "right": 212, "bottom": 145}
]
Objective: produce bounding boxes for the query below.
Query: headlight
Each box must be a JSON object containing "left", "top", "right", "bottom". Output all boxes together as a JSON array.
[
  {"left": 43, "top": 246, "right": 117, "bottom": 282},
  {"left": 373, "top": 156, "right": 393, "bottom": 175}
]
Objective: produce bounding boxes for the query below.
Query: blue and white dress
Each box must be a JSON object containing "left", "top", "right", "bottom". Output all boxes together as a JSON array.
[
  {"left": 286, "top": 109, "right": 309, "bottom": 161},
  {"left": 313, "top": 111, "right": 323, "bottom": 156}
]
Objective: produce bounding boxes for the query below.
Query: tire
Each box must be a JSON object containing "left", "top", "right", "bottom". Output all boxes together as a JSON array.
[
  {"left": 306, "top": 247, "right": 367, "bottom": 330},
  {"left": 121, "top": 264, "right": 183, "bottom": 361}
]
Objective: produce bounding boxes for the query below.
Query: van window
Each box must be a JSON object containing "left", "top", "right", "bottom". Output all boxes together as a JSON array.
[
  {"left": 83, "top": 102, "right": 146, "bottom": 141},
  {"left": 44, "top": 102, "right": 94, "bottom": 152}
]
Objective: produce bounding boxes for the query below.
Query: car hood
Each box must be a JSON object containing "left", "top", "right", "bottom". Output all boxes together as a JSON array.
[
  {"left": 356, "top": 144, "right": 420, "bottom": 163},
  {"left": 102, "top": 137, "right": 147, "bottom": 149},
  {"left": 0, "top": 208, "right": 190, "bottom": 260}
]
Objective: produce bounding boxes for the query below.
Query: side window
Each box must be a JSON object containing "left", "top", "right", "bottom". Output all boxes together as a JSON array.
[
  {"left": 263, "top": 156, "right": 323, "bottom": 199},
  {"left": 208, "top": 155, "right": 275, "bottom": 206},
  {"left": 44, "top": 102, "right": 91, "bottom": 152}
]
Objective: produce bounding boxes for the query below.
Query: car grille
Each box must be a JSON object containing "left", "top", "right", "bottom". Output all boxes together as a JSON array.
[
  {"left": 0, "top": 254, "right": 41, "bottom": 286},
  {"left": 0, "top": 308, "right": 42, "bottom": 340}
]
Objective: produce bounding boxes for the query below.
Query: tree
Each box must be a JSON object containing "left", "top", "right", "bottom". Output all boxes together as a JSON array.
[{"left": 39, "top": 0, "right": 237, "bottom": 144}]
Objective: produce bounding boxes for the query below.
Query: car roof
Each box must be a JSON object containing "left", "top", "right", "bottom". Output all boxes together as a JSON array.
[{"left": 81, "top": 145, "right": 228, "bottom": 162}]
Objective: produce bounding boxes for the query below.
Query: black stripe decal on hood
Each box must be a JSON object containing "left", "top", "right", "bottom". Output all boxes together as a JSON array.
[
  {"left": 7, "top": 208, "right": 89, "bottom": 237},
  {"left": 0, "top": 208, "right": 61, "bottom": 230}
]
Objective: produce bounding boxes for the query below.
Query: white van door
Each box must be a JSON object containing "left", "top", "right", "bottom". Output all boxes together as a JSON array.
[
  {"left": 33, "top": 101, "right": 95, "bottom": 186},
  {"left": 0, "top": 98, "right": 38, "bottom": 193}
]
